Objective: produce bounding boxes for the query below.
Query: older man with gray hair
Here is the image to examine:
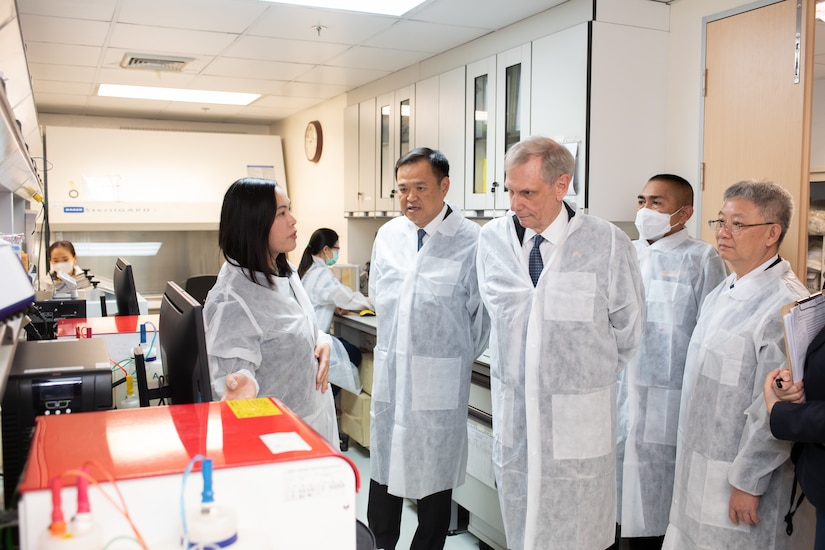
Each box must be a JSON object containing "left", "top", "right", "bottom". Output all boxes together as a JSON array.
[
  {"left": 477, "top": 135, "right": 644, "bottom": 549},
  {"left": 663, "top": 180, "right": 815, "bottom": 549}
]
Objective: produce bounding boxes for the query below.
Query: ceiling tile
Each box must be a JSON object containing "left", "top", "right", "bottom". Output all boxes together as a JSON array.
[
  {"left": 96, "top": 67, "right": 197, "bottom": 88},
  {"left": 188, "top": 74, "right": 286, "bottom": 95},
  {"left": 20, "top": 14, "right": 110, "bottom": 46},
  {"left": 32, "top": 80, "right": 94, "bottom": 95},
  {"left": 325, "top": 45, "right": 429, "bottom": 72},
  {"left": 204, "top": 57, "right": 313, "bottom": 81},
  {"left": 271, "top": 80, "right": 349, "bottom": 99},
  {"left": 223, "top": 35, "right": 349, "bottom": 64},
  {"left": 363, "top": 20, "right": 489, "bottom": 53},
  {"left": 411, "top": 0, "right": 560, "bottom": 29},
  {"left": 117, "top": 0, "right": 267, "bottom": 33},
  {"left": 109, "top": 23, "right": 238, "bottom": 56},
  {"left": 24, "top": 42, "right": 101, "bottom": 67},
  {"left": 18, "top": 0, "right": 117, "bottom": 21},
  {"left": 297, "top": 64, "right": 389, "bottom": 87},
  {"left": 247, "top": 5, "right": 396, "bottom": 43},
  {"left": 28, "top": 62, "right": 98, "bottom": 83}
]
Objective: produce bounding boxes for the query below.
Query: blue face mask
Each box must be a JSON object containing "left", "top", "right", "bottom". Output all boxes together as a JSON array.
[{"left": 325, "top": 249, "right": 338, "bottom": 266}]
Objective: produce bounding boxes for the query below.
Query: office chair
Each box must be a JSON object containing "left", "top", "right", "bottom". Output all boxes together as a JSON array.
[{"left": 184, "top": 274, "right": 217, "bottom": 306}]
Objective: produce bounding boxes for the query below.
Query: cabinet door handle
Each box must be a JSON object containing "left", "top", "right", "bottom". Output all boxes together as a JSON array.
[{"left": 491, "top": 181, "right": 499, "bottom": 192}]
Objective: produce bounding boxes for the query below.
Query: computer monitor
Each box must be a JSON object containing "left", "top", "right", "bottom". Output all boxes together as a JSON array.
[
  {"left": 113, "top": 257, "right": 139, "bottom": 316},
  {"left": 159, "top": 281, "right": 213, "bottom": 404}
]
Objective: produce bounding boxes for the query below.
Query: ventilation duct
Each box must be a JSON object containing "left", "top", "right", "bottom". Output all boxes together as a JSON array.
[{"left": 120, "top": 53, "right": 194, "bottom": 72}]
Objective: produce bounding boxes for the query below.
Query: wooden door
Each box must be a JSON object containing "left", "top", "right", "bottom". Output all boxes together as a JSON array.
[{"left": 701, "top": 0, "right": 815, "bottom": 277}]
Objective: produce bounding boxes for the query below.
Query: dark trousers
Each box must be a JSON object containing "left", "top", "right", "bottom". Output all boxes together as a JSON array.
[
  {"left": 367, "top": 479, "right": 452, "bottom": 550},
  {"left": 816, "top": 506, "right": 825, "bottom": 550},
  {"left": 608, "top": 524, "right": 664, "bottom": 550}
]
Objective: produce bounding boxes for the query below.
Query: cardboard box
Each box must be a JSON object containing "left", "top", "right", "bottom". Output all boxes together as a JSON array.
[
  {"left": 359, "top": 352, "right": 374, "bottom": 395},
  {"left": 340, "top": 390, "right": 371, "bottom": 448}
]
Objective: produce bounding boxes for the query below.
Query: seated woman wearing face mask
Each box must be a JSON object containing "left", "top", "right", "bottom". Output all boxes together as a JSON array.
[
  {"left": 41, "top": 240, "right": 86, "bottom": 292},
  {"left": 298, "top": 228, "right": 371, "bottom": 395}
]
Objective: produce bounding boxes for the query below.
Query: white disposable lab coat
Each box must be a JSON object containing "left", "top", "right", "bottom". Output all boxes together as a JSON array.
[
  {"left": 204, "top": 261, "right": 338, "bottom": 445},
  {"left": 369, "top": 205, "right": 489, "bottom": 500},
  {"left": 616, "top": 230, "right": 727, "bottom": 537},
  {"left": 662, "top": 260, "right": 814, "bottom": 550},
  {"left": 301, "top": 255, "right": 372, "bottom": 332},
  {"left": 477, "top": 206, "right": 644, "bottom": 550},
  {"left": 302, "top": 256, "right": 372, "bottom": 393}
]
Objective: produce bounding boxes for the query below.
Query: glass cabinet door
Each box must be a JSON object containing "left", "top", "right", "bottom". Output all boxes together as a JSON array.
[
  {"left": 465, "top": 56, "right": 497, "bottom": 211},
  {"left": 464, "top": 45, "right": 531, "bottom": 212},
  {"left": 494, "top": 44, "right": 531, "bottom": 211},
  {"left": 375, "top": 92, "right": 395, "bottom": 211},
  {"left": 375, "top": 87, "right": 414, "bottom": 213}
]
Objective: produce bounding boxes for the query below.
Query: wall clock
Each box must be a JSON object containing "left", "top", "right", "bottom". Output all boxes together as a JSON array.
[{"left": 304, "top": 120, "right": 323, "bottom": 163}]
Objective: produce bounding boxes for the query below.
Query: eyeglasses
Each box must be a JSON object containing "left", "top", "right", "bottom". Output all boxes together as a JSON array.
[{"left": 707, "top": 219, "right": 776, "bottom": 234}]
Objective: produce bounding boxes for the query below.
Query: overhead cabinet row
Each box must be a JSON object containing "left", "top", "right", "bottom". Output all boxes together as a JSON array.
[{"left": 344, "top": 20, "right": 667, "bottom": 224}]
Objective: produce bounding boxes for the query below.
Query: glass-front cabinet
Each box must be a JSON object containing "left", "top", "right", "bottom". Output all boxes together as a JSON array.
[
  {"left": 465, "top": 44, "right": 531, "bottom": 212},
  {"left": 375, "top": 86, "right": 414, "bottom": 213}
]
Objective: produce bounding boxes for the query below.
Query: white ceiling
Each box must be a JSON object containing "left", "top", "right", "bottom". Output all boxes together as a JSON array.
[{"left": 17, "top": 0, "right": 565, "bottom": 125}]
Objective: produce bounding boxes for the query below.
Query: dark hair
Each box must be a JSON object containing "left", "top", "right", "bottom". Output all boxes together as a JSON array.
[
  {"left": 218, "top": 177, "right": 291, "bottom": 286},
  {"left": 48, "top": 240, "right": 76, "bottom": 261},
  {"left": 394, "top": 147, "right": 449, "bottom": 182},
  {"left": 649, "top": 173, "right": 694, "bottom": 206},
  {"left": 298, "top": 228, "right": 339, "bottom": 278}
]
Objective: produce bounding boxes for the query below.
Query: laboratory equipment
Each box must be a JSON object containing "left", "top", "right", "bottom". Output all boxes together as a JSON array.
[
  {"left": 1, "top": 338, "right": 112, "bottom": 507},
  {"left": 159, "top": 281, "right": 212, "bottom": 404},
  {"left": 113, "top": 257, "right": 139, "bottom": 317}
]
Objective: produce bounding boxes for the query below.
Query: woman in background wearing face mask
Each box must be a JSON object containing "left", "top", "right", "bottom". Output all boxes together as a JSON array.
[
  {"left": 613, "top": 174, "right": 728, "bottom": 550},
  {"left": 42, "top": 240, "right": 85, "bottom": 292},
  {"left": 298, "top": 228, "right": 371, "bottom": 398}
]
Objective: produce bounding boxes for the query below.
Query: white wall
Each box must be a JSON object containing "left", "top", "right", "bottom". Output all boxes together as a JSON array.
[{"left": 271, "top": 95, "right": 361, "bottom": 266}]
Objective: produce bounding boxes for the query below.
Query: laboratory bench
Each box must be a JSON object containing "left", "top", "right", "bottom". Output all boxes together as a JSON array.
[{"left": 331, "top": 313, "right": 507, "bottom": 550}]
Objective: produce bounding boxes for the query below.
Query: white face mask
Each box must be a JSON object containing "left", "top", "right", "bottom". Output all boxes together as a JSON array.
[
  {"left": 51, "top": 261, "right": 73, "bottom": 275},
  {"left": 634, "top": 207, "right": 682, "bottom": 241}
]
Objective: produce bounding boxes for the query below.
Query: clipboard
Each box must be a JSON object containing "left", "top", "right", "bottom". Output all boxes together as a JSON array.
[{"left": 781, "top": 291, "right": 825, "bottom": 382}]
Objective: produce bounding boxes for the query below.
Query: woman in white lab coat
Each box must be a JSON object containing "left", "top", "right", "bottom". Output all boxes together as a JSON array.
[
  {"left": 40, "top": 240, "right": 85, "bottom": 292},
  {"left": 203, "top": 177, "right": 338, "bottom": 445},
  {"left": 298, "top": 228, "right": 371, "bottom": 394}
]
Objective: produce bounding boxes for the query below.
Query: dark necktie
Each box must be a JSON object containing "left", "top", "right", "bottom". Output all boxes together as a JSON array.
[
  {"left": 417, "top": 228, "right": 426, "bottom": 251},
  {"left": 529, "top": 234, "right": 544, "bottom": 286}
]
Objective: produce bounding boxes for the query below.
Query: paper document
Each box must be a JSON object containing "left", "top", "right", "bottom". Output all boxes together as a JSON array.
[{"left": 782, "top": 292, "right": 825, "bottom": 382}]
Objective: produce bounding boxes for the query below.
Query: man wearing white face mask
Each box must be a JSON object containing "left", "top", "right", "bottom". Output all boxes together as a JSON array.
[{"left": 613, "top": 174, "right": 727, "bottom": 550}]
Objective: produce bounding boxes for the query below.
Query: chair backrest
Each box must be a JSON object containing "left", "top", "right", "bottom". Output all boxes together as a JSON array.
[{"left": 184, "top": 274, "right": 217, "bottom": 306}]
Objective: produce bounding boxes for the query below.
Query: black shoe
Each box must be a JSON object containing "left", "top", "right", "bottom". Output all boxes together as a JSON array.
[{"left": 339, "top": 433, "right": 349, "bottom": 452}]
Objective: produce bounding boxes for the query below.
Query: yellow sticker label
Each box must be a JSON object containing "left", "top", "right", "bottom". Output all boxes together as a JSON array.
[{"left": 226, "top": 398, "right": 282, "bottom": 418}]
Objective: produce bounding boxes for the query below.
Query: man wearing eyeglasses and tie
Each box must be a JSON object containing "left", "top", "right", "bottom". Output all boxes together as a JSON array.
[
  {"left": 476, "top": 135, "right": 645, "bottom": 550},
  {"left": 662, "top": 180, "right": 814, "bottom": 549},
  {"left": 367, "top": 147, "right": 490, "bottom": 550}
]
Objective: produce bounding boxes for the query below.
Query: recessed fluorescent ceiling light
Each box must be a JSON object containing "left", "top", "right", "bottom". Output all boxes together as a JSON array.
[
  {"left": 260, "top": 0, "right": 426, "bottom": 16},
  {"left": 98, "top": 84, "right": 259, "bottom": 106},
  {"left": 73, "top": 242, "right": 162, "bottom": 257}
]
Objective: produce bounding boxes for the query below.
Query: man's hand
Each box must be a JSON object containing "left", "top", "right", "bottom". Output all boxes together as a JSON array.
[{"left": 729, "top": 487, "right": 760, "bottom": 526}]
